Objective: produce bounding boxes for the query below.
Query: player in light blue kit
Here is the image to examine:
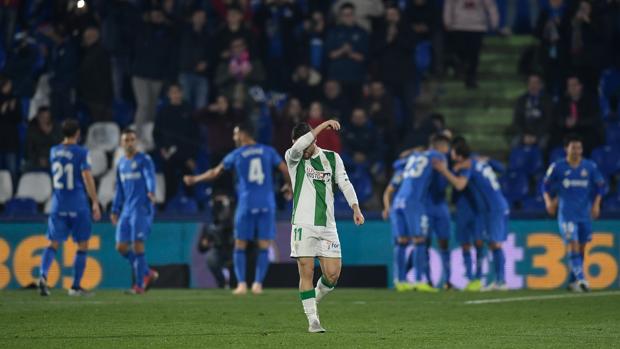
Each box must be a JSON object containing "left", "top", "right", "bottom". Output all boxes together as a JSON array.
[
  {"left": 434, "top": 139, "right": 510, "bottom": 290},
  {"left": 110, "top": 129, "right": 159, "bottom": 294},
  {"left": 38, "top": 119, "right": 101, "bottom": 296},
  {"left": 184, "top": 123, "right": 292, "bottom": 295},
  {"left": 543, "top": 134, "right": 605, "bottom": 292},
  {"left": 383, "top": 134, "right": 450, "bottom": 292}
]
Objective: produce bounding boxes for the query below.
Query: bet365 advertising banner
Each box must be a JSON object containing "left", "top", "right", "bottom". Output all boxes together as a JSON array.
[{"left": 0, "top": 220, "right": 618, "bottom": 290}]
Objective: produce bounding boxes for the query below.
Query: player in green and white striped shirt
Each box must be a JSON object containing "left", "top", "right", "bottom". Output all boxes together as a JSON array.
[{"left": 286, "top": 120, "right": 365, "bottom": 333}]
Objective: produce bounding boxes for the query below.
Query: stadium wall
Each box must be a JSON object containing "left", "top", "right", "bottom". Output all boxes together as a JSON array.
[{"left": 0, "top": 220, "right": 618, "bottom": 290}]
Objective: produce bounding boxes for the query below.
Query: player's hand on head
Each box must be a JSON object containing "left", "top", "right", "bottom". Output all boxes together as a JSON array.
[{"left": 325, "top": 120, "right": 340, "bottom": 131}]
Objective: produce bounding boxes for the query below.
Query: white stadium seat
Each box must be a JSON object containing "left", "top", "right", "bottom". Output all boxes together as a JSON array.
[
  {"left": 98, "top": 170, "right": 116, "bottom": 209},
  {"left": 0, "top": 170, "right": 13, "bottom": 204},
  {"left": 155, "top": 173, "right": 165, "bottom": 203},
  {"left": 140, "top": 122, "right": 155, "bottom": 152},
  {"left": 44, "top": 198, "right": 52, "bottom": 214},
  {"left": 16, "top": 172, "right": 52, "bottom": 203},
  {"left": 86, "top": 122, "right": 120, "bottom": 152},
  {"left": 89, "top": 149, "right": 108, "bottom": 178}
]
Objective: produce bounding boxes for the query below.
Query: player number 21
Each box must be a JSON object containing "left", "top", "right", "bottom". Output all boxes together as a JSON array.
[
  {"left": 52, "top": 162, "right": 74, "bottom": 190},
  {"left": 248, "top": 158, "right": 265, "bottom": 185}
]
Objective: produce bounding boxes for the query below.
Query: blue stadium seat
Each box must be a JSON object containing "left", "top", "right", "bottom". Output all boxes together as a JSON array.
[
  {"left": 599, "top": 68, "right": 620, "bottom": 121},
  {"left": 602, "top": 195, "right": 620, "bottom": 212},
  {"left": 3, "top": 198, "right": 38, "bottom": 216},
  {"left": 521, "top": 194, "right": 546, "bottom": 212},
  {"left": 165, "top": 195, "right": 198, "bottom": 214},
  {"left": 113, "top": 100, "right": 134, "bottom": 128},
  {"left": 500, "top": 171, "right": 529, "bottom": 205},
  {"left": 508, "top": 145, "right": 543, "bottom": 176},
  {"left": 549, "top": 147, "right": 566, "bottom": 163},
  {"left": 590, "top": 145, "right": 620, "bottom": 178},
  {"left": 349, "top": 167, "right": 373, "bottom": 204},
  {"left": 605, "top": 121, "right": 620, "bottom": 146}
]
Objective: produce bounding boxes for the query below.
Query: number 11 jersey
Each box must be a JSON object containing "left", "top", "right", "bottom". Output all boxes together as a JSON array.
[
  {"left": 222, "top": 143, "right": 283, "bottom": 212},
  {"left": 49, "top": 144, "right": 91, "bottom": 213}
]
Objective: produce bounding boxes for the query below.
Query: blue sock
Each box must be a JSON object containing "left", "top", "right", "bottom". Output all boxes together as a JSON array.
[
  {"left": 135, "top": 253, "right": 146, "bottom": 288},
  {"left": 122, "top": 250, "right": 136, "bottom": 267},
  {"left": 492, "top": 248, "right": 505, "bottom": 284},
  {"left": 463, "top": 249, "right": 473, "bottom": 280},
  {"left": 441, "top": 249, "right": 451, "bottom": 285},
  {"left": 414, "top": 243, "right": 427, "bottom": 282},
  {"left": 142, "top": 253, "right": 150, "bottom": 277},
  {"left": 395, "top": 244, "right": 408, "bottom": 282},
  {"left": 233, "top": 249, "right": 246, "bottom": 283},
  {"left": 424, "top": 245, "right": 432, "bottom": 283},
  {"left": 475, "top": 246, "right": 484, "bottom": 279},
  {"left": 569, "top": 252, "right": 585, "bottom": 281},
  {"left": 72, "top": 251, "right": 87, "bottom": 289},
  {"left": 255, "top": 249, "right": 270, "bottom": 284},
  {"left": 40, "top": 246, "right": 57, "bottom": 279}
]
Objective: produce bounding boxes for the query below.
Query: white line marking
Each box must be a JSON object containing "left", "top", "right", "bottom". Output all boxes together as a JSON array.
[{"left": 464, "top": 291, "right": 620, "bottom": 305}]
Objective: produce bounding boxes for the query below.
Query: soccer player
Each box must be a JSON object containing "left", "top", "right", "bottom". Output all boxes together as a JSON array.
[
  {"left": 38, "top": 119, "right": 101, "bottom": 296},
  {"left": 286, "top": 120, "right": 364, "bottom": 333},
  {"left": 383, "top": 134, "right": 450, "bottom": 292},
  {"left": 184, "top": 123, "right": 292, "bottom": 295},
  {"left": 542, "top": 134, "right": 605, "bottom": 292},
  {"left": 433, "top": 140, "right": 510, "bottom": 290},
  {"left": 110, "top": 129, "right": 159, "bottom": 294}
]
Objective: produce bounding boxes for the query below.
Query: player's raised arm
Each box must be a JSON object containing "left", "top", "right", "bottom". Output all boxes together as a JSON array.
[
  {"left": 334, "top": 152, "right": 364, "bottom": 225},
  {"left": 184, "top": 163, "right": 225, "bottom": 186},
  {"left": 287, "top": 120, "right": 340, "bottom": 163}
]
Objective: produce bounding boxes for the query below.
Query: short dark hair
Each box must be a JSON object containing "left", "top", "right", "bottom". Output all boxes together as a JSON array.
[
  {"left": 292, "top": 122, "right": 312, "bottom": 141},
  {"left": 121, "top": 128, "right": 137, "bottom": 136},
  {"left": 339, "top": 2, "right": 355, "bottom": 11},
  {"left": 236, "top": 122, "right": 254, "bottom": 137},
  {"left": 61, "top": 119, "right": 80, "bottom": 138},
  {"left": 430, "top": 133, "right": 451, "bottom": 146},
  {"left": 452, "top": 139, "right": 471, "bottom": 159},
  {"left": 563, "top": 133, "right": 583, "bottom": 147},
  {"left": 37, "top": 106, "right": 50, "bottom": 114}
]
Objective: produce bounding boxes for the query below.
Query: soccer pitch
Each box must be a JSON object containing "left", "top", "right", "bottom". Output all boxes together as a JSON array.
[{"left": 1, "top": 289, "right": 619, "bottom": 348}]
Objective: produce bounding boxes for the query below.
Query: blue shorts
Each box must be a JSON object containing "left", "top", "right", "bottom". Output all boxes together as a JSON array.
[
  {"left": 47, "top": 210, "right": 92, "bottom": 243},
  {"left": 427, "top": 204, "right": 451, "bottom": 240},
  {"left": 558, "top": 219, "right": 592, "bottom": 244},
  {"left": 234, "top": 208, "right": 275, "bottom": 241},
  {"left": 482, "top": 211, "right": 509, "bottom": 243},
  {"left": 390, "top": 206, "right": 428, "bottom": 240},
  {"left": 116, "top": 210, "right": 154, "bottom": 243}
]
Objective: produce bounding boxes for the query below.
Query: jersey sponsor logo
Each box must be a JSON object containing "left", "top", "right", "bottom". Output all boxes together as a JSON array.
[
  {"left": 562, "top": 179, "right": 589, "bottom": 188},
  {"left": 120, "top": 172, "right": 142, "bottom": 181},
  {"left": 306, "top": 167, "right": 331, "bottom": 182}
]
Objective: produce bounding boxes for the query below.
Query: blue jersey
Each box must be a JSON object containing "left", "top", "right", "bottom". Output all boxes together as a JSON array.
[
  {"left": 112, "top": 152, "right": 156, "bottom": 216},
  {"left": 393, "top": 150, "right": 446, "bottom": 207},
  {"left": 49, "top": 144, "right": 91, "bottom": 212},
  {"left": 426, "top": 169, "right": 449, "bottom": 216},
  {"left": 461, "top": 159, "right": 509, "bottom": 214},
  {"left": 222, "top": 143, "right": 283, "bottom": 211},
  {"left": 543, "top": 159, "right": 605, "bottom": 222},
  {"left": 388, "top": 158, "right": 406, "bottom": 193}
]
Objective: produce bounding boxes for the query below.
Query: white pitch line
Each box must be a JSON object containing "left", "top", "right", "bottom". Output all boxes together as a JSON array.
[{"left": 464, "top": 291, "right": 620, "bottom": 305}]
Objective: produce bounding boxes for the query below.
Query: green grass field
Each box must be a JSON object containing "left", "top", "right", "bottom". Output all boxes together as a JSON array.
[{"left": 1, "top": 289, "right": 619, "bottom": 348}]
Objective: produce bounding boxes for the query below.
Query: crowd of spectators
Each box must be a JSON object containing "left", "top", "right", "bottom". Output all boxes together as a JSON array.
[{"left": 0, "top": 0, "right": 620, "bottom": 212}]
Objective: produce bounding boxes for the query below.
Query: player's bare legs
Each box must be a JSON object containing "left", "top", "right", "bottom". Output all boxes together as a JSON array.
[
  {"left": 251, "top": 239, "right": 272, "bottom": 294},
  {"left": 68, "top": 240, "right": 91, "bottom": 296},
  {"left": 233, "top": 239, "right": 249, "bottom": 295},
  {"left": 316, "top": 257, "right": 340, "bottom": 303},
  {"left": 38, "top": 240, "right": 61, "bottom": 296},
  {"left": 297, "top": 257, "right": 324, "bottom": 332}
]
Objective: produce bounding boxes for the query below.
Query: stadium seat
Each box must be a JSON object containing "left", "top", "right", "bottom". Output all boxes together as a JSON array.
[
  {"left": 98, "top": 170, "right": 116, "bottom": 209},
  {"left": 599, "top": 68, "right": 620, "bottom": 121},
  {"left": 500, "top": 171, "right": 529, "bottom": 205},
  {"left": 590, "top": 145, "right": 620, "bottom": 178},
  {"left": 16, "top": 172, "right": 52, "bottom": 203},
  {"left": 605, "top": 121, "right": 620, "bottom": 146},
  {"left": 113, "top": 100, "right": 134, "bottom": 128},
  {"left": 140, "top": 122, "right": 155, "bottom": 152},
  {"left": 85, "top": 122, "right": 121, "bottom": 152},
  {"left": 3, "top": 198, "right": 38, "bottom": 216},
  {"left": 602, "top": 194, "right": 620, "bottom": 212},
  {"left": 44, "top": 198, "right": 52, "bottom": 214},
  {"left": 349, "top": 167, "right": 373, "bottom": 204},
  {"left": 165, "top": 195, "right": 198, "bottom": 214},
  {"left": 521, "top": 194, "right": 546, "bottom": 212},
  {"left": 508, "top": 145, "right": 543, "bottom": 176},
  {"left": 155, "top": 173, "right": 166, "bottom": 204},
  {"left": 0, "top": 170, "right": 13, "bottom": 204},
  {"left": 89, "top": 149, "right": 108, "bottom": 178},
  {"left": 549, "top": 147, "right": 566, "bottom": 163}
]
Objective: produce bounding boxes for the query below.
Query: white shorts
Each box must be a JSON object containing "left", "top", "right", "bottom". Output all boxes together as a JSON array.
[{"left": 290, "top": 224, "right": 341, "bottom": 258}]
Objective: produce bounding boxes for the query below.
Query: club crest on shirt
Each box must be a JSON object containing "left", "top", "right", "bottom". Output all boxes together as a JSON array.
[
  {"left": 581, "top": 169, "right": 588, "bottom": 177},
  {"left": 306, "top": 167, "right": 331, "bottom": 182},
  {"left": 131, "top": 161, "right": 137, "bottom": 169}
]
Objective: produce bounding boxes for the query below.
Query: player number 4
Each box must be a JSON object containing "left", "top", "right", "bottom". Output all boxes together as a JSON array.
[{"left": 248, "top": 158, "right": 265, "bottom": 185}]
